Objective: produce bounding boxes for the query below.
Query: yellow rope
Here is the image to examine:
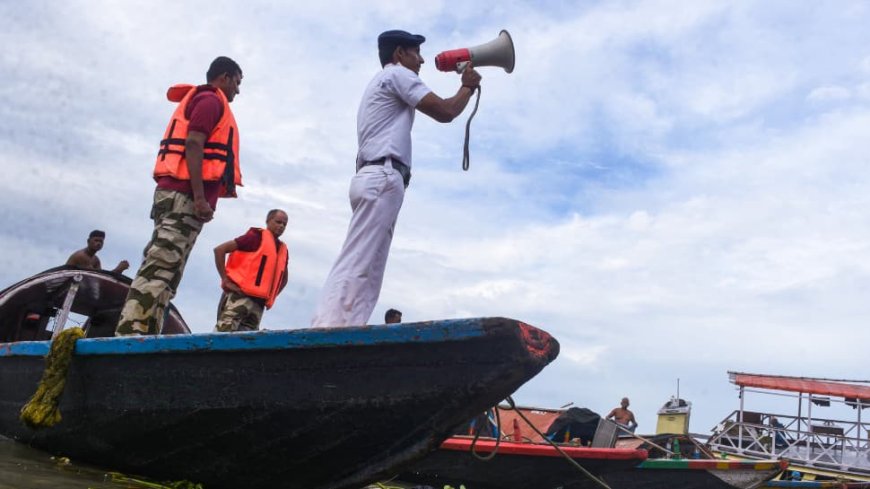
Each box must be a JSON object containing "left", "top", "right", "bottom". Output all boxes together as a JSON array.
[
  {"left": 19, "top": 327, "right": 85, "bottom": 429},
  {"left": 18, "top": 329, "right": 202, "bottom": 488}
]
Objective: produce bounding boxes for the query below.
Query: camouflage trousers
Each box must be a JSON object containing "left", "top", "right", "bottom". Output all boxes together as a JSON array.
[
  {"left": 115, "top": 189, "right": 204, "bottom": 336},
  {"left": 214, "top": 291, "right": 264, "bottom": 332}
]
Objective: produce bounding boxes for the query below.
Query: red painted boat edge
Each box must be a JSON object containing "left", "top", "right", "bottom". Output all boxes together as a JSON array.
[{"left": 440, "top": 436, "right": 648, "bottom": 461}]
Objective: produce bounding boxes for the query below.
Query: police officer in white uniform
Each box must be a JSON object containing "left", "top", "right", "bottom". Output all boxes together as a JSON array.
[{"left": 312, "top": 30, "right": 482, "bottom": 327}]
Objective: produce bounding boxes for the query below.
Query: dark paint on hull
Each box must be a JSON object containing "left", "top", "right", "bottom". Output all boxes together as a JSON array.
[{"left": 0, "top": 317, "right": 559, "bottom": 489}]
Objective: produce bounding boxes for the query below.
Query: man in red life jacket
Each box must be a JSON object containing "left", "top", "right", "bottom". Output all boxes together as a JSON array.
[
  {"left": 213, "top": 209, "right": 289, "bottom": 332},
  {"left": 115, "top": 56, "right": 244, "bottom": 336}
]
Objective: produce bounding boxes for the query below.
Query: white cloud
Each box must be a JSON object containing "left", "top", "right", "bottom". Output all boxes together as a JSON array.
[
  {"left": 561, "top": 344, "right": 608, "bottom": 367},
  {"left": 807, "top": 85, "right": 852, "bottom": 103},
  {"left": 856, "top": 82, "right": 870, "bottom": 100}
]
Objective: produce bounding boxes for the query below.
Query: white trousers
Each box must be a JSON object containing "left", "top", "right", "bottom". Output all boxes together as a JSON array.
[{"left": 311, "top": 161, "right": 406, "bottom": 327}]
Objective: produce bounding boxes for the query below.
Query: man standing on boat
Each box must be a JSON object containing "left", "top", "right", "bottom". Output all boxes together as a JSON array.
[
  {"left": 66, "top": 230, "right": 130, "bottom": 274},
  {"left": 213, "top": 209, "right": 289, "bottom": 332},
  {"left": 311, "top": 30, "right": 481, "bottom": 327},
  {"left": 606, "top": 397, "right": 638, "bottom": 433},
  {"left": 116, "top": 56, "right": 244, "bottom": 336}
]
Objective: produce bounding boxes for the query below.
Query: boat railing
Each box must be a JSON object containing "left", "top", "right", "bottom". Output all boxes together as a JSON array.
[
  {"left": 707, "top": 409, "right": 870, "bottom": 475},
  {"left": 0, "top": 267, "right": 192, "bottom": 340}
]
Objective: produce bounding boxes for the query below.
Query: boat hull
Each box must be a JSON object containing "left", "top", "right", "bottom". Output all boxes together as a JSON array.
[
  {"left": 0, "top": 317, "right": 559, "bottom": 489},
  {"left": 604, "top": 459, "right": 788, "bottom": 489},
  {"left": 401, "top": 436, "right": 648, "bottom": 489}
]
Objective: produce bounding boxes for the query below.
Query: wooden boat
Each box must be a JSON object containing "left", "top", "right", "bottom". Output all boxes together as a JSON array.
[
  {"left": 0, "top": 267, "right": 560, "bottom": 489},
  {"left": 707, "top": 372, "right": 870, "bottom": 485},
  {"left": 603, "top": 396, "right": 787, "bottom": 489},
  {"left": 601, "top": 458, "right": 788, "bottom": 489},
  {"left": 400, "top": 435, "right": 648, "bottom": 489},
  {"left": 587, "top": 401, "right": 786, "bottom": 489},
  {"left": 401, "top": 403, "right": 785, "bottom": 489},
  {"left": 611, "top": 434, "right": 786, "bottom": 489}
]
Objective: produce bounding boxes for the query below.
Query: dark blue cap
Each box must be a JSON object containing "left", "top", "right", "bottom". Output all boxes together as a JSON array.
[{"left": 378, "top": 30, "right": 426, "bottom": 49}]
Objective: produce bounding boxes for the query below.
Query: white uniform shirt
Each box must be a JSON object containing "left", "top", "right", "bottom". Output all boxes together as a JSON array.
[{"left": 356, "top": 63, "right": 431, "bottom": 169}]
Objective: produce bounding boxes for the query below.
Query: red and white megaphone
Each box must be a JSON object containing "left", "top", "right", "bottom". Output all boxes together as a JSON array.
[{"left": 435, "top": 30, "right": 515, "bottom": 74}]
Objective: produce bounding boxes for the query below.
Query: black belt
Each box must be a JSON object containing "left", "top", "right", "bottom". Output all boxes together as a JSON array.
[{"left": 360, "top": 157, "right": 411, "bottom": 187}]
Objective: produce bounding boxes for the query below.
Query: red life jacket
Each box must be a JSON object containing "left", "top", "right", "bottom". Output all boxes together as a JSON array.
[
  {"left": 153, "top": 84, "right": 242, "bottom": 198},
  {"left": 225, "top": 228, "right": 289, "bottom": 309}
]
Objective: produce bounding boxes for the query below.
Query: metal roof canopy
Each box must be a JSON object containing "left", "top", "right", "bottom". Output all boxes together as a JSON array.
[
  {"left": 729, "top": 371, "right": 870, "bottom": 402},
  {"left": 715, "top": 371, "right": 870, "bottom": 477}
]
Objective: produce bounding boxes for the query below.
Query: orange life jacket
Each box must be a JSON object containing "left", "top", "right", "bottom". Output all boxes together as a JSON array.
[
  {"left": 153, "top": 84, "right": 242, "bottom": 198},
  {"left": 225, "top": 228, "right": 289, "bottom": 309}
]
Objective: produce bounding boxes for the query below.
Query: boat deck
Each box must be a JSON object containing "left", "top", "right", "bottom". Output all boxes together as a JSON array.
[{"left": 708, "top": 410, "right": 870, "bottom": 480}]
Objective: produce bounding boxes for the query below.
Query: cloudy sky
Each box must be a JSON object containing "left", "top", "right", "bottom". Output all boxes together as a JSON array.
[{"left": 2, "top": 0, "right": 870, "bottom": 432}]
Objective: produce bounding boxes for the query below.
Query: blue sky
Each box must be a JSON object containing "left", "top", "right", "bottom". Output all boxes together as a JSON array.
[{"left": 2, "top": 0, "right": 870, "bottom": 434}]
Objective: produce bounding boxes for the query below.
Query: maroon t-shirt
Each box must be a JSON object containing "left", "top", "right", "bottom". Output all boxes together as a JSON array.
[
  {"left": 234, "top": 228, "right": 264, "bottom": 251},
  {"left": 156, "top": 89, "right": 224, "bottom": 209}
]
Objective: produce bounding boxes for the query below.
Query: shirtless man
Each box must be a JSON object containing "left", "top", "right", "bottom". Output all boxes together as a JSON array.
[
  {"left": 606, "top": 397, "right": 638, "bottom": 432},
  {"left": 66, "top": 230, "right": 129, "bottom": 273}
]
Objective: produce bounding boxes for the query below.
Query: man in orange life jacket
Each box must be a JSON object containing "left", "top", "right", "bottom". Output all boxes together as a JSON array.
[
  {"left": 115, "top": 56, "right": 244, "bottom": 336},
  {"left": 213, "top": 209, "right": 289, "bottom": 332}
]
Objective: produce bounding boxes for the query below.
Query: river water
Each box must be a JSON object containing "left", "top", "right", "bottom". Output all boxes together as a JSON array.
[
  {"left": 0, "top": 435, "right": 178, "bottom": 489},
  {"left": 0, "top": 436, "right": 429, "bottom": 489}
]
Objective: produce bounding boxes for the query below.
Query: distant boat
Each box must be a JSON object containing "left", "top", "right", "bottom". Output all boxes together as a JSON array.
[
  {"left": 706, "top": 371, "right": 870, "bottom": 486},
  {"left": 0, "top": 267, "right": 560, "bottom": 489},
  {"left": 615, "top": 433, "right": 787, "bottom": 489},
  {"left": 401, "top": 402, "right": 785, "bottom": 489},
  {"left": 401, "top": 435, "right": 648, "bottom": 489},
  {"left": 606, "top": 396, "right": 788, "bottom": 489}
]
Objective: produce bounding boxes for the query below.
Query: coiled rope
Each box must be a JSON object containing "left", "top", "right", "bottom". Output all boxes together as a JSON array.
[
  {"left": 469, "top": 403, "right": 502, "bottom": 461},
  {"left": 20, "top": 327, "right": 85, "bottom": 429},
  {"left": 20, "top": 330, "right": 204, "bottom": 489}
]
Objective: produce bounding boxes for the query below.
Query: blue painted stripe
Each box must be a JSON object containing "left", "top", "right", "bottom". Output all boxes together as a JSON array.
[{"left": 0, "top": 318, "right": 491, "bottom": 357}]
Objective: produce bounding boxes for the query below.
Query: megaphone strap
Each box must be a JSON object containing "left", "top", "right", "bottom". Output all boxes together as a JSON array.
[{"left": 462, "top": 86, "right": 481, "bottom": 172}]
